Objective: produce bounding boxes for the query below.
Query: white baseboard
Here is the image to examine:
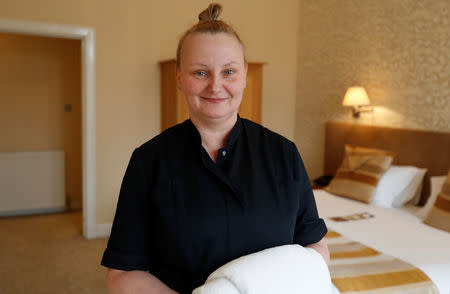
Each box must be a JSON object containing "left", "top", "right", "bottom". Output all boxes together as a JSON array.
[{"left": 95, "top": 223, "right": 112, "bottom": 238}]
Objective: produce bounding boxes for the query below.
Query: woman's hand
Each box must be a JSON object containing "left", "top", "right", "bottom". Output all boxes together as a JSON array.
[
  {"left": 106, "top": 269, "right": 180, "bottom": 294},
  {"left": 306, "top": 238, "right": 330, "bottom": 265}
]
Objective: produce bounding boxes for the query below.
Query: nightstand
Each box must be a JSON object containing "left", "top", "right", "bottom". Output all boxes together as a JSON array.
[{"left": 311, "top": 183, "right": 325, "bottom": 190}]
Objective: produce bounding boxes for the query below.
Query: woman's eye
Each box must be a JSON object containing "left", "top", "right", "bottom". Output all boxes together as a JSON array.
[{"left": 194, "top": 71, "right": 207, "bottom": 77}]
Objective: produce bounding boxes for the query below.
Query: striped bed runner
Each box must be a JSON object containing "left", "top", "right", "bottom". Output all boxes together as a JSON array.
[{"left": 325, "top": 231, "right": 439, "bottom": 294}]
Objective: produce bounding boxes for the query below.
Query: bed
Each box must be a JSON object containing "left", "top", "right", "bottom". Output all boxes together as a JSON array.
[{"left": 314, "top": 121, "right": 450, "bottom": 294}]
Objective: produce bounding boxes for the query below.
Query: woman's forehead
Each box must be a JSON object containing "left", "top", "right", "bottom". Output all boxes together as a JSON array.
[{"left": 181, "top": 32, "right": 245, "bottom": 67}]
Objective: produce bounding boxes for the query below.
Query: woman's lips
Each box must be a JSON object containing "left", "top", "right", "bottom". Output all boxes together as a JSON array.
[{"left": 200, "top": 96, "right": 228, "bottom": 103}]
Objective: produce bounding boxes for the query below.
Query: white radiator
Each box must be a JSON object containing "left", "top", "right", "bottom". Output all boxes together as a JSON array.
[{"left": 0, "top": 151, "right": 66, "bottom": 216}]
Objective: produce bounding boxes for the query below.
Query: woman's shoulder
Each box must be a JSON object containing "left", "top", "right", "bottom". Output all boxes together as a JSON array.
[
  {"left": 137, "top": 120, "right": 193, "bottom": 154},
  {"left": 241, "top": 118, "right": 295, "bottom": 149}
]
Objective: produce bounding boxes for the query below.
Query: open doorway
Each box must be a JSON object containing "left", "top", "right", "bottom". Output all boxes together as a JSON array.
[
  {"left": 0, "top": 19, "right": 96, "bottom": 239},
  {"left": 0, "top": 32, "right": 82, "bottom": 218}
]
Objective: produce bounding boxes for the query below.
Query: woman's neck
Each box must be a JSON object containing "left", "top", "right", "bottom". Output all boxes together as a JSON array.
[{"left": 190, "top": 114, "right": 237, "bottom": 162}]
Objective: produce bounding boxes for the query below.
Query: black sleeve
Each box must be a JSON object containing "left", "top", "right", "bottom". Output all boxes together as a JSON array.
[
  {"left": 101, "top": 148, "right": 152, "bottom": 271},
  {"left": 291, "top": 143, "right": 328, "bottom": 246}
]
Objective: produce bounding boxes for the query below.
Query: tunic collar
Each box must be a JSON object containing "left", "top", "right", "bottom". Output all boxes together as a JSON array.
[
  {"left": 225, "top": 114, "right": 242, "bottom": 149},
  {"left": 186, "top": 114, "right": 242, "bottom": 150}
]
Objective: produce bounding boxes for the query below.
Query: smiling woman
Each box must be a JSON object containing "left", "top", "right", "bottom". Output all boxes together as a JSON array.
[
  {"left": 101, "top": 3, "right": 329, "bottom": 294},
  {"left": 176, "top": 32, "right": 247, "bottom": 129}
]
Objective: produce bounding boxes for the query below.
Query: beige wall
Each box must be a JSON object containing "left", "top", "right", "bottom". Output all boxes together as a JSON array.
[
  {"left": 0, "top": 0, "right": 300, "bottom": 224},
  {"left": 296, "top": 0, "right": 450, "bottom": 179},
  {"left": 0, "top": 33, "right": 82, "bottom": 210}
]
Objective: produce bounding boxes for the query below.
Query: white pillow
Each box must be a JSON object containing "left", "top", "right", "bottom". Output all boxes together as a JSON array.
[
  {"left": 371, "top": 166, "right": 427, "bottom": 208},
  {"left": 416, "top": 175, "right": 447, "bottom": 220}
]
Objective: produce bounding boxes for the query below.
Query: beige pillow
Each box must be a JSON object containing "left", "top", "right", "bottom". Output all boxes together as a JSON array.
[
  {"left": 424, "top": 170, "right": 450, "bottom": 232},
  {"left": 325, "top": 145, "right": 396, "bottom": 203}
]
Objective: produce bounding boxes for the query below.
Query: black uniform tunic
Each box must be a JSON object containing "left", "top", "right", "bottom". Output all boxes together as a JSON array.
[{"left": 101, "top": 117, "right": 327, "bottom": 294}]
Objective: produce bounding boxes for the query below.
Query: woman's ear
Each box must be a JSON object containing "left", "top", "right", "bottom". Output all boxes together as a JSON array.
[
  {"left": 175, "top": 67, "right": 182, "bottom": 90},
  {"left": 243, "top": 63, "right": 248, "bottom": 89}
]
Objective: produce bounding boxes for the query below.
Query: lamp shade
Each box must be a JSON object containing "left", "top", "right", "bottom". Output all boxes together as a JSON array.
[{"left": 342, "top": 87, "right": 370, "bottom": 106}]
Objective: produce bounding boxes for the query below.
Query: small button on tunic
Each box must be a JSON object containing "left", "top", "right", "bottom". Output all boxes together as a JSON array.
[{"left": 101, "top": 117, "right": 327, "bottom": 294}]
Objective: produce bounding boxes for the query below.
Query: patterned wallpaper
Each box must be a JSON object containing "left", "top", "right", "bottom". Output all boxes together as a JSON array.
[{"left": 295, "top": 0, "right": 450, "bottom": 178}]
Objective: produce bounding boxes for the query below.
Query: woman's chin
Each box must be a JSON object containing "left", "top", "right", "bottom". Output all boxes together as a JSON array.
[{"left": 194, "top": 109, "right": 238, "bottom": 122}]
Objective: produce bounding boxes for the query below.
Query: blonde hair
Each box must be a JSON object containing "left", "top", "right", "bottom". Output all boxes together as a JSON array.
[{"left": 176, "top": 3, "right": 245, "bottom": 68}]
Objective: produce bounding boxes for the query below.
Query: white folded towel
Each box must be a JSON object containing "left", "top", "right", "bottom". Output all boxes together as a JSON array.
[{"left": 192, "top": 244, "right": 332, "bottom": 294}]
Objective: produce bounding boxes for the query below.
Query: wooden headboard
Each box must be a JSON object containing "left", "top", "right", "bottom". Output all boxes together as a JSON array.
[{"left": 324, "top": 121, "right": 450, "bottom": 205}]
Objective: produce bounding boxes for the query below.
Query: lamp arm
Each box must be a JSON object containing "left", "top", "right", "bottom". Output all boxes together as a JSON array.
[{"left": 352, "top": 105, "right": 373, "bottom": 118}]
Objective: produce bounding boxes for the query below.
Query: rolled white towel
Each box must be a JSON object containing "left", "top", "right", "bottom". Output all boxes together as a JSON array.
[
  {"left": 193, "top": 277, "right": 240, "bottom": 294},
  {"left": 193, "top": 244, "right": 332, "bottom": 294}
]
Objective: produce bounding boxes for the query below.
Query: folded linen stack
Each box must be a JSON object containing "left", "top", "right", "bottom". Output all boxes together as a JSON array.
[{"left": 192, "top": 244, "right": 332, "bottom": 294}]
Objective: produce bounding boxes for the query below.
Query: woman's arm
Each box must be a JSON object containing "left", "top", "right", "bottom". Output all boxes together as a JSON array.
[
  {"left": 306, "top": 238, "right": 330, "bottom": 265},
  {"left": 106, "top": 269, "right": 180, "bottom": 294}
]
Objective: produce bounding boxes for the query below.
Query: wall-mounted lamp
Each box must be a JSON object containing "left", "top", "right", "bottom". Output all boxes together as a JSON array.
[{"left": 342, "top": 86, "right": 373, "bottom": 118}]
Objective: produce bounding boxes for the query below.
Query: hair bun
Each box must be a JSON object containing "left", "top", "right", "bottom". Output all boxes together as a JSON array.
[{"left": 198, "top": 3, "right": 222, "bottom": 22}]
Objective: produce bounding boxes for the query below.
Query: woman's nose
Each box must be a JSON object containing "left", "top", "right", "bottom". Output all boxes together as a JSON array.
[{"left": 208, "top": 74, "right": 221, "bottom": 92}]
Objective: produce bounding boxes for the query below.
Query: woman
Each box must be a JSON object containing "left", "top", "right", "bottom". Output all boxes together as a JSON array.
[{"left": 101, "top": 4, "right": 329, "bottom": 294}]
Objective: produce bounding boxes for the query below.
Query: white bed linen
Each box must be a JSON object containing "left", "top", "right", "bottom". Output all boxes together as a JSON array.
[{"left": 314, "top": 189, "right": 450, "bottom": 294}]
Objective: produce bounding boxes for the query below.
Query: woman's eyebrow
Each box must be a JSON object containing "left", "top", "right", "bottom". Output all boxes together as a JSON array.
[
  {"left": 222, "top": 62, "right": 237, "bottom": 67},
  {"left": 189, "top": 62, "right": 238, "bottom": 67},
  {"left": 189, "top": 63, "right": 208, "bottom": 67}
]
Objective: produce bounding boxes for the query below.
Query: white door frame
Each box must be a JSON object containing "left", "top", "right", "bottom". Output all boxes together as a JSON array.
[{"left": 0, "top": 18, "right": 97, "bottom": 239}]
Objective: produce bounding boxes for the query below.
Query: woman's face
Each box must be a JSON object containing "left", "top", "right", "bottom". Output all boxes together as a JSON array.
[{"left": 176, "top": 32, "right": 247, "bottom": 123}]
